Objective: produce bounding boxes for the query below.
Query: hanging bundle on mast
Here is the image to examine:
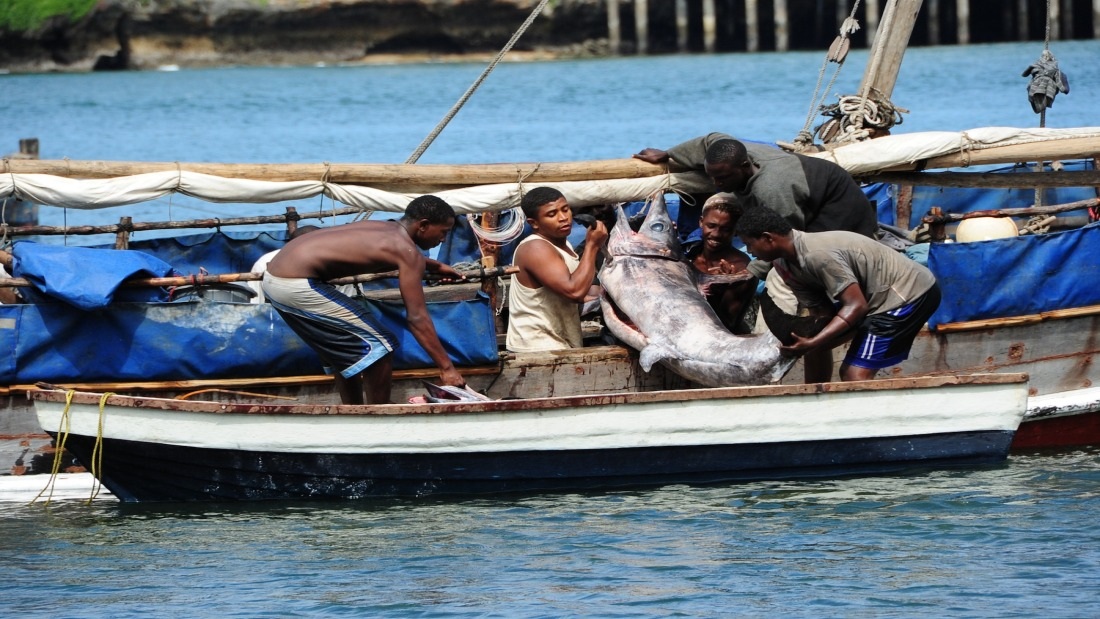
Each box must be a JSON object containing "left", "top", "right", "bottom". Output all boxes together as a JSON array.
[{"left": 1022, "top": 49, "right": 1070, "bottom": 115}]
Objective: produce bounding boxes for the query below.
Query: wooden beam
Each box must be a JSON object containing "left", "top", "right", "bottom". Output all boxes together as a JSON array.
[
  {"left": 956, "top": 0, "right": 969, "bottom": 44},
  {"left": 635, "top": 0, "right": 649, "bottom": 54},
  {"left": 863, "top": 170, "right": 1100, "bottom": 188},
  {"left": 676, "top": 0, "right": 689, "bottom": 51},
  {"left": 607, "top": 0, "right": 621, "bottom": 54},
  {"left": 774, "top": 0, "right": 789, "bottom": 51},
  {"left": 1, "top": 158, "right": 666, "bottom": 185},
  {"left": 858, "top": 0, "right": 924, "bottom": 101},
  {"left": 746, "top": 0, "right": 759, "bottom": 52},
  {"left": 702, "top": 0, "right": 717, "bottom": 53}
]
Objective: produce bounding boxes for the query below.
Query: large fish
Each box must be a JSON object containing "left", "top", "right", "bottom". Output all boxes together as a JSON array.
[{"left": 598, "top": 194, "right": 795, "bottom": 387}]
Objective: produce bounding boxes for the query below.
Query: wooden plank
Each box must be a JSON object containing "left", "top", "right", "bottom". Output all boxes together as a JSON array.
[
  {"left": 858, "top": 0, "right": 923, "bottom": 100},
  {"left": 864, "top": 170, "right": 1100, "bottom": 189},
  {"left": 2, "top": 158, "right": 666, "bottom": 185},
  {"left": 29, "top": 372, "right": 1028, "bottom": 417},
  {"left": 931, "top": 303, "right": 1100, "bottom": 334},
  {"left": 3, "top": 365, "right": 506, "bottom": 397}
]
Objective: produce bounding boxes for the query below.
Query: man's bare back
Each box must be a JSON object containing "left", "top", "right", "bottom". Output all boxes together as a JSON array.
[{"left": 267, "top": 220, "right": 420, "bottom": 281}]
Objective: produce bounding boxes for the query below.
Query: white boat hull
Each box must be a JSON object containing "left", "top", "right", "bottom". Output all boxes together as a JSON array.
[{"left": 31, "top": 374, "right": 1029, "bottom": 502}]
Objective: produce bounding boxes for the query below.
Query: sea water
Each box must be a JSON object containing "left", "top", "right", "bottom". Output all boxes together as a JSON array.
[{"left": 2, "top": 40, "right": 1100, "bottom": 617}]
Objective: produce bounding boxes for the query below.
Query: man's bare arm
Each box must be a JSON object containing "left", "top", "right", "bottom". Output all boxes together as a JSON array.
[
  {"left": 395, "top": 247, "right": 465, "bottom": 387},
  {"left": 518, "top": 223, "right": 608, "bottom": 302}
]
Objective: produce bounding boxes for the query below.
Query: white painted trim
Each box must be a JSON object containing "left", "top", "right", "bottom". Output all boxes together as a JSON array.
[
  {"left": 1026, "top": 386, "right": 1100, "bottom": 421},
  {"left": 36, "top": 382, "right": 1028, "bottom": 454}
]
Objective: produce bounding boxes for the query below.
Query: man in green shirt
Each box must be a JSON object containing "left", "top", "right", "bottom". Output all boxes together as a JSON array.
[{"left": 736, "top": 206, "right": 940, "bottom": 382}]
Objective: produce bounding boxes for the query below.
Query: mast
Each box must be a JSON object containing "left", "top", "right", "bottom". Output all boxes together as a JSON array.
[{"left": 857, "top": 0, "right": 924, "bottom": 102}]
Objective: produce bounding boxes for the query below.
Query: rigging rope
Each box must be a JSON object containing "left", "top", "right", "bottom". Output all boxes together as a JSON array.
[
  {"left": 792, "top": 0, "right": 863, "bottom": 150},
  {"left": 404, "top": 0, "right": 553, "bottom": 165}
]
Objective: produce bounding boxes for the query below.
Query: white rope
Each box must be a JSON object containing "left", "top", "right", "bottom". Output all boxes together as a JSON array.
[{"left": 466, "top": 206, "right": 526, "bottom": 244}]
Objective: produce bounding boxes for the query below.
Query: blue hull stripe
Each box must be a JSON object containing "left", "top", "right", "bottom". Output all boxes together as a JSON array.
[{"left": 54, "top": 432, "right": 1015, "bottom": 503}]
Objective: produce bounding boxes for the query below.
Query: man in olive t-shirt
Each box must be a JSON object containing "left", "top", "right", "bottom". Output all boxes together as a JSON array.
[{"left": 736, "top": 206, "right": 941, "bottom": 382}]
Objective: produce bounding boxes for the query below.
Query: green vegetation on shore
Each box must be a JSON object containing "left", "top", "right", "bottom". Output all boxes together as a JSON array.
[{"left": 0, "top": 0, "right": 98, "bottom": 31}]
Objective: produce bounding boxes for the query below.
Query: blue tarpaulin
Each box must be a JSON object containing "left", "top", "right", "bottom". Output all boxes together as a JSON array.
[
  {"left": 0, "top": 293, "right": 498, "bottom": 384},
  {"left": 12, "top": 242, "right": 176, "bottom": 309},
  {"left": 927, "top": 222, "right": 1100, "bottom": 328}
]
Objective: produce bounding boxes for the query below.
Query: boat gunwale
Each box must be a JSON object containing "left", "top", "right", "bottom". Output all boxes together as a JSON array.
[{"left": 28, "top": 372, "right": 1029, "bottom": 418}]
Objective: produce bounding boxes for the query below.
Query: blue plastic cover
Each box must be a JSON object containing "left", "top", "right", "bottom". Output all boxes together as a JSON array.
[
  {"left": 927, "top": 222, "right": 1100, "bottom": 328},
  {"left": 0, "top": 293, "right": 499, "bottom": 384},
  {"left": 12, "top": 242, "right": 175, "bottom": 309},
  {"left": 361, "top": 292, "right": 500, "bottom": 368}
]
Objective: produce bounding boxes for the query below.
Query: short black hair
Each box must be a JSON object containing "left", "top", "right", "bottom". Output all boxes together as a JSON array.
[
  {"left": 704, "top": 139, "right": 749, "bottom": 167},
  {"left": 403, "top": 195, "right": 457, "bottom": 225},
  {"left": 521, "top": 187, "right": 565, "bottom": 219},
  {"left": 736, "top": 206, "right": 793, "bottom": 238}
]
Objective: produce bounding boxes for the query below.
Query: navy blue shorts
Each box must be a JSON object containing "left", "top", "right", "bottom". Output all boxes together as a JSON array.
[
  {"left": 844, "top": 283, "right": 941, "bottom": 371},
  {"left": 262, "top": 273, "right": 396, "bottom": 378}
]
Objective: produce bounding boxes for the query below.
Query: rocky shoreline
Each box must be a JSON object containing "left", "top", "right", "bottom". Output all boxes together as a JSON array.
[{"left": 0, "top": 0, "right": 609, "bottom": 73}]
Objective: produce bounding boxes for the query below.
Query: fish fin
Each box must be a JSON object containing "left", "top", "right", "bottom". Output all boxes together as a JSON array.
[
  {"left": 599, "top": 293, "right": 649, "bottom": 351},
  {"left": 639, "top": 343, "right": 676, "bottom": 372}
]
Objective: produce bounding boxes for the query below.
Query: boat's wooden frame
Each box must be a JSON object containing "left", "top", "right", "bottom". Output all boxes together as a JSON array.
[{"left": 29, "top": 372, "right": 1029, "bottom": 502}]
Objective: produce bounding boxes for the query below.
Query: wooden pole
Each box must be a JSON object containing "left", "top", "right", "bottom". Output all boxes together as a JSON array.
[
  {"left": 0, "top": 263, "right": 519, "bottom": 289},
  {"left": 2, "top": 158, "right": 666, "bottom": 187},
  {"left": 1095, "top": 0, "right": 1100, "bottom": 38},
  {"left": 476, "top": 211, "right": 502, "bottom": 324},
  {"left": 676, "top": 0, "right": 689, "bottom": 52},
  {"left": 746, "top": 0, "right": 760, "bottom": 52},
  {"left": 927, "top": 0, "right": 941, "bottom": 44},
  {"left": 863, "top": 169, "right": 1100, "bottom": 188},
  {"left": 115, "top": 216, "right": 131, "bottom": 249},
  {"left": 858, "top": 0, "right": 924, "bottom": 102},
  {"left": 1050, "top": 0, "right": 1061, "bottom": 40},
  {"left": 920, "top": 197, "right": 1100, "bottom": 223},
  {"left": 1017, "top": 0, "right": 1029, "bottom": 40},
  {"left": 607, "top": 0, "right": 621, "bottom": 54},
  {"left": 865, "top": 0, "right": 881, "bottom": 49},
  {"left": 284, "top": 206, "right": 299, "bottom": 237},
  {"left": 702, "top": 0, "right": 717, "bottom": 52},
  {"left": 774, "top": 0, "right": 789, "bottom": 52},
  {"left": 18, "top": 138, "right": 39, "bottom": 159},
  {"left": 955, "top": 0, "right": 969, "bottom": 44},
  {"left": 635, "top": 0, "right": 649, "bottom": 54}
]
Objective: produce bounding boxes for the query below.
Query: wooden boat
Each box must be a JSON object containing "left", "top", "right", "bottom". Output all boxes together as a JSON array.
[
  {"left": 2, "top": 0, "right": 1098, "bottom": 481},
  {"left": 29, "top": 373, "right": 1028, "bottom": 502}
]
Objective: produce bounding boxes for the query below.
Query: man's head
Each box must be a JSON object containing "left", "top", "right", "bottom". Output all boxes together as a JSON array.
[
  {"left": 521, "top": 187, "right": 573, "bottom": 240},
  {"left": 703, "top": 139, "right": 754, "bottom": 193},
  {"left": 736, "top": 206, "right": 793, "bottom": 262},
  {"left": 698, "top": 194, "right": 744, "bottom": 254},
  {"left": 402, "top": 195, "right": 457, "bottom": 250}
]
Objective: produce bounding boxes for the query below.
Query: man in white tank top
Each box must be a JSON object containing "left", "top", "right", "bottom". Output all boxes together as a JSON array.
[{"left": 506, "top": 187, "right": 609, "bottom": 352}]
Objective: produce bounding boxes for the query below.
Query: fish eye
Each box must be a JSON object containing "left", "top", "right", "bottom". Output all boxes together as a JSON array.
[{"left": 650, "top": 222, "right": 667, "bottom": 232}]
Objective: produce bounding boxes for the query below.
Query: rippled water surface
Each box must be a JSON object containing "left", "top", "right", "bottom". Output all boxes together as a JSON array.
[{"left": 3, "top": 449, "right": 1099, "bottom": 617}]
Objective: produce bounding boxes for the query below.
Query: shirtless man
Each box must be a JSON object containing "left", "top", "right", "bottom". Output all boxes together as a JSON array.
[
  {"left": 506, "top": 187, "right": 609, "bottom": 352},
  {"left": 262, "top": 195, "right": 466, "bottom": 404},
  {"left": 686, "top": 194, "right": 756, "bottom": 334}
]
